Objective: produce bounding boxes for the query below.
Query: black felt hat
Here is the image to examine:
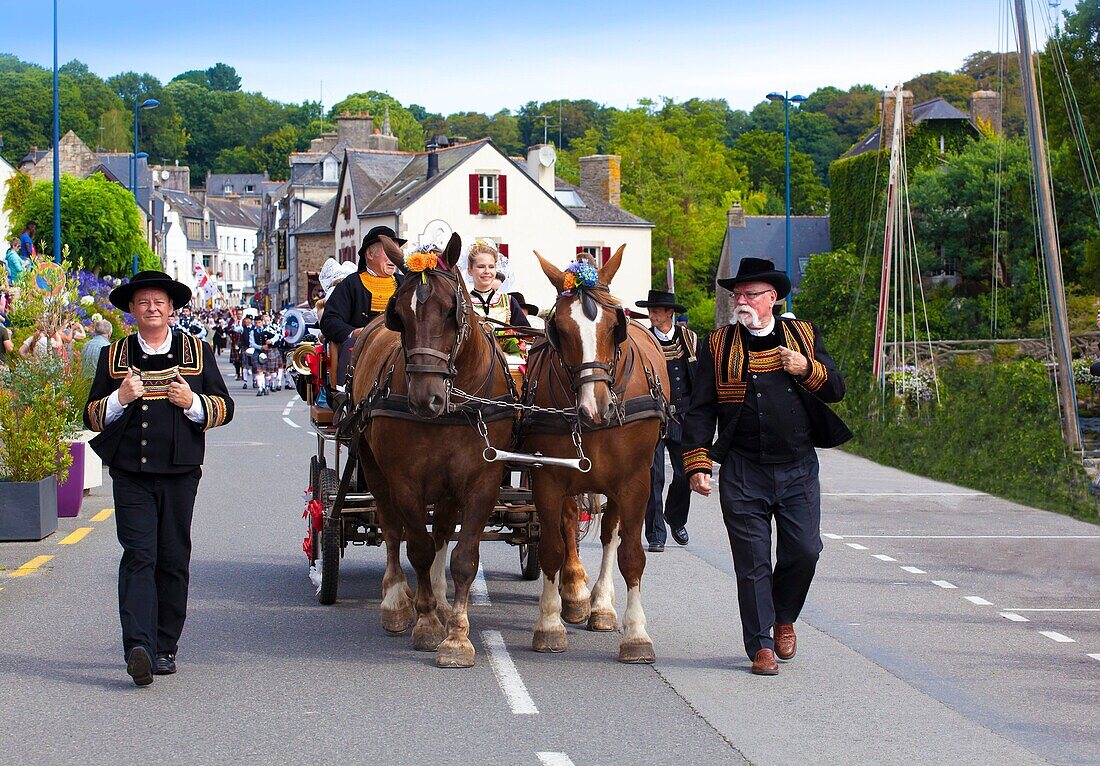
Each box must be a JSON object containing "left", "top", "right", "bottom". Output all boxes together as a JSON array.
[
  {"left": 716, "top": 257, "right": 791, "bottom": 299},
  {"left": 109, "top": 270, "right": 192, "bottom": 312},
  {"left": 510, "top": 292, "right": 539, "bottom": 316},
  {"left": 358, "top": 225, "right": 407, "bottom": 257},
  {"left": 635, "top": 289, "right": 687, "bottom": 314}
]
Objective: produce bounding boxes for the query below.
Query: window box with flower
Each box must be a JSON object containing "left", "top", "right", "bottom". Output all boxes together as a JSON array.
[{"left": 478, "top": 201, "right": 504, "bottom": 216}]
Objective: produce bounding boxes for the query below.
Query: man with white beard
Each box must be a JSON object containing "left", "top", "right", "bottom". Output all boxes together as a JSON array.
[{"left": 680, "top": 258, "right": 851, "bottom": 676}]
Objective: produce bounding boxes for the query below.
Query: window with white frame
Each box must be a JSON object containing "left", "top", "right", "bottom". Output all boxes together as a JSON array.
[
  {"left": 478, "top": 174, "right": 498, "bottom": 204},
  {"left": 577, "top": 246, "right": 601, "bottom": 265}
]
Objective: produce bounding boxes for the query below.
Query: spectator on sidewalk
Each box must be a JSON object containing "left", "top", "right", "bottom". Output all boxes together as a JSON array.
[{"left": 81, "top": 320, "right": 113, "bottom": 378}]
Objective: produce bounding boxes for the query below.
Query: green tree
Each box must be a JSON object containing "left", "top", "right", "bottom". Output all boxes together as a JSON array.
[
  {"left": 12, "top": 174, "right": 158, "bottom": 275},
  {"left": 732, "top": 130, "right": 827, "bottom": 214},
  {"left": 327, "top": 91, "right": 424, "bottom": 151},
  {"left": 906, "top": 71, "right": 979, "bottom": 109},
  {"left": 0, "top": 61, "right": 94, "bottom": 163},
  {"left": 171, "top": 70, "right": 209, "bottom": 88},
  {"left": 2, "top": 170, "right": 32, "bottom": 239},
  {"left": 108, "top": 71, "right": 187, "bottom": 163},
  {"left": 97, "top": 108, "right": 130, "bottom": 152},
  {"left": 206, "top": 63, "right": 242, "bottom": 92}
]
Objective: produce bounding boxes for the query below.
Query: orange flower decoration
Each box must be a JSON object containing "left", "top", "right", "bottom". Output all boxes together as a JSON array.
[
  {"left": 562, "top": 272, "right": 577, "bottom": 290},
  {"left": 405, "top": 252, "right": 439, "bottom": 273}
]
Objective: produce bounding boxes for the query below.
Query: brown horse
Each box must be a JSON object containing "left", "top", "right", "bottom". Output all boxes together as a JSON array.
[
  {"left": 521, "top": 246, "right": 670, "bottom": 663},
  {"left": 352, "top": 233, "right": 515, "bottom": 667}
]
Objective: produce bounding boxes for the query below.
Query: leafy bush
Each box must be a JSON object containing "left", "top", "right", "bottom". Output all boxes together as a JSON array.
[{"left": 0, "top": 354, "right": 79, "bottom": 483}]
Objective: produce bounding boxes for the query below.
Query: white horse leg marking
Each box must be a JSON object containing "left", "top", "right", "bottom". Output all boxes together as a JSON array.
[
  {"left": 589, "top": 523, "right": 620, "bottom": 615},
  {"left": 535, "top": 573, "right": 564, "bottom": 635},
  {"left": 564, "top": 300, "right": 603, "bottom": 417},
  {"left": 621, "top": 585, "right": 651, "bottom": 645},
  {"left": 431, "top": 541, "right": 450, "bottom": 612}
]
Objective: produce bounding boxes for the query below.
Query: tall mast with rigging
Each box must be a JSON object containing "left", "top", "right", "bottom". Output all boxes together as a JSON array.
[{"left": 1014, "top": 0, "right": 1081, "bottom": 451}]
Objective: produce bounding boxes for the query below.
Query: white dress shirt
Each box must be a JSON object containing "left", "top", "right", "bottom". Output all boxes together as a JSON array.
[
  {"left": 652, "top": 324, "right": 676, "bottom": 342},
  {"left": 103, "top": 333, "right": 206, "bottom": 426}
]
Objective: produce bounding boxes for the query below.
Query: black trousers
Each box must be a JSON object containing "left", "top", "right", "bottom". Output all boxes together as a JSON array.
[
  {"left": 645, "top": 438, "right": 690, "bottom": 545},
  {"left": 110, "top": 467, "right": 201, "bottom": 660},
  {"left": 717, "top": 450, "right": 822, "bottom": 659}
]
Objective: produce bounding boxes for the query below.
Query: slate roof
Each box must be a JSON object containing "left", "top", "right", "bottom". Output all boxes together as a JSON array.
[
  {"left": 207, "top": 173, "right": 268, "bottom": 197},
  {"left": 843, "top": 98, "right": 977, "bottom": 159},
  {"left": 553, "top": 179, "right": 651, "bottom": 227},
  {"left": 724, "top": 216, "right": 831, "bottom": 292},
  {"left": 207, "top": 198, "right": 260, "bottom": 229},
  {"left": 357, "top": 142, "right": 482, "bottom": 216},
  {"left": 161, "top": 188, "right": 217, "bottom": 252},
  {"left": 292, "top": 194, "right": 339, "bottom": 235},
  {"left": 93, "top": 154, "right": 152, "bottom": 212}
]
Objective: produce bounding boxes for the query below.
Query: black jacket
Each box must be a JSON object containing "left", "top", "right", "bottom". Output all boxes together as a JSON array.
[
  {"left": 681, "top": 319, "right": 851, "bottom": 476},
  {"left": 83, "top": 333, "right": 234, "bottom": 471},
  {"left": 320, "top": 272, "right": 402, "bottom": 344}
]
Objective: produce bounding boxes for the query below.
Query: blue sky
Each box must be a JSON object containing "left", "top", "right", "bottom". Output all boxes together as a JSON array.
[{"left": 9, "top": 0, "right": 1055, "bottom": 114}]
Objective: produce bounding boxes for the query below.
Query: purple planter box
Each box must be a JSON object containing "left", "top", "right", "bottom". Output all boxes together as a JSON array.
[
  {"left": 0, "top": 476, "right": 58, "bottom": 541},
  {"left": 56, "top": 441, "right": 85, "bottom": 518}
]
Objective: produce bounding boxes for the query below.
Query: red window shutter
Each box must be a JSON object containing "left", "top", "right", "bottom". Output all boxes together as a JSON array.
[
  {"left": 601, "top": 246, "right": 611, "bottom": 266},
  {"left": 469, "top": 174, "right": 479, "bottom": 215},
  {"left": 576, "top": 246, "right": 584, "bottom": 255},
  {"left": 499, "top": 243, "right": 509, "bottom": 257},
  {"left": 498, "top": 174, "right": 508, "bottom": 215}
]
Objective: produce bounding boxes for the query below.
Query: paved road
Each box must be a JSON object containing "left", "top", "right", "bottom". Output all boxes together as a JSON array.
[{"left": 1, "top": 355, "right": 1097, "bottom": 765}]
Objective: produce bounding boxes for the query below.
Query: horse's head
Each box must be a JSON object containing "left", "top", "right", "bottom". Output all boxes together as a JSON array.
[
  {"left": 535, "top": 245, "right": 629, "bottom": 427},
  {"left": 383, "top": 233, "right": 467, "bottom": 418}
]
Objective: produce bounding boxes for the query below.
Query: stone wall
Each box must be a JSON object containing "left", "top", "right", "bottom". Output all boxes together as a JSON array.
[
  {"left": 25, "top": 131, "right": 99, "bottom": 182},
  {"left": 295, "top": 230, "right": 333, "bottom": 303},
  {"left": 580, "top": 155, "right": 621, "bottom": 206}
]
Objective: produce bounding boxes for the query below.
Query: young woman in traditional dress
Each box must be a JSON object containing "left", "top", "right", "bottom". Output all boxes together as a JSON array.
[{"left": 460, "top": 240, "right": 530, "bottom": 364}]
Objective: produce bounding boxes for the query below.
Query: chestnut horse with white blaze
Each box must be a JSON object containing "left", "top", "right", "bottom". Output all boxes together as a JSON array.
[
  {"left": 352, "top": 233, "right": 515, "bottom": 668},
  {"left": 521, "top": 246, "right": 670, "bottom": 663}
]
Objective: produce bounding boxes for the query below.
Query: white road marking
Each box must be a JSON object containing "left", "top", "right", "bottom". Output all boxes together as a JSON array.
[
  {"left": 1087, "top": 654, "right": 1100, "bottom": 662},
  {"left": 470, "top": 563, "right": 491, "bottom": 606},
  {"left": 285, "top": 398, "right": 294, "bottom": 409},
  {"left": 481, "top": 630, "right": 538, "bottom": 715},
  {"left": 1039, "top": 631, "right": 1076, "bottom": 643},
  {"left": 282, "top": 417, "right": 299, "bottom": 429},
  {"left": 823, "top": 533, "right": 844, "bottom": 540},
  {"left": 964, "top": 596, "right": 993, "bottom": 605},
  {"left": 840, "top": 535, "right": 1100, "bottom": 540},
  {"left": 821, "top": 492, "right": 987, "bottom": 497},
  {"left": 537, "top": 753, "right": 576, "bottom": 766},
  {"left": 845, "top": 543, "right": 869, "bottom": 550},
  {"left": 1000, "top": 608, "right": 1100, "bottom": 612},
  {"left": 932, "top": 580, "right": 958, "bottom": 589},
  {"left": 899, "top": 566, "right": 927, "bottom": 574},
  {"left": 1000, "top": 612, "right": 1030, "bottom": 622},
  {"left": 873, "top": 554, "right": 897, "bottom": 562},
  {"left": 282, "top": 406, "right": 292, "bottom": 416}
]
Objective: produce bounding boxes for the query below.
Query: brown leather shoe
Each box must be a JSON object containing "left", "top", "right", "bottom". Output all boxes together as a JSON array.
[
  {"left": 751, "top": 648, "right": 779, "bottom": 675},
  {"left": 774, "top": 623, "right": 796, "bottom": 660}
]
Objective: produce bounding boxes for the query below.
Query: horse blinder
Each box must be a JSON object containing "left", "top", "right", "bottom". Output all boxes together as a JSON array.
[{"left": 384, "top": 295, "right": 403, "bottom": 333}]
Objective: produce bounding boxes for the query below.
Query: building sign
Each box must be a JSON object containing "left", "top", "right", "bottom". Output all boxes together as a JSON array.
[{"left": 277, "top": 230, "right": 287, "bottom": 270}]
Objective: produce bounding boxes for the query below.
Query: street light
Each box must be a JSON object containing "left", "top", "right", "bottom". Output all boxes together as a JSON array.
[
  {"left": 52, "top": 0, "right": 60, "bottom": 263},
  {"left": 766, "top": 90, "right": 806, "bottom": 312},
  {"left": 131, "top": 98, "right": 159, "bottom": 202}
]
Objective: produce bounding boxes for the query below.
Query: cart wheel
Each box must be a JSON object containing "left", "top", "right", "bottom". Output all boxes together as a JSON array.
[
  {"left": 519, "top": 542, "right": 540, "bottom": 581},
  {"left": 317, "top": 467, "right": 341, "bottom": 605}
]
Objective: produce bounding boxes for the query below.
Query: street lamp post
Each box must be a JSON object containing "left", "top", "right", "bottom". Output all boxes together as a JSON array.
[
  {"left": 131, "top": 98, "right": 159, "bottom": 201},
  {"left": 52, "top": 0, "right": 60, "bottom": 264},
  {"left": 765, "top": 91, "right": 806, "bottom": 312}
]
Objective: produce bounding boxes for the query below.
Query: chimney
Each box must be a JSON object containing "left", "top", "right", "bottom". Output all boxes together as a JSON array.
[
  {"left": 426, "top": 141, "right": 439, "bottom": 180},
  {"left": 727, "top": 204, "right": 746, "bottom": 228},
  {"left": 526, "top": 144, "right": 556, "bottom": 193},
  {"left": 969, "top": 90, "right": 1002, "bottom": 135},
  {"left": 336, "top": 113, "right": 375, "bottom": 149},
  {"left": 879, "top": 89, "right": 913, "bottom": 150},
  {"left": 580, "top": 154, "right": 621, "bottom": 207}
]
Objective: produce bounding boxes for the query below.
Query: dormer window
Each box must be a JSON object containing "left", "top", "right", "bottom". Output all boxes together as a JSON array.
[
  {"left": 323, "top": 157, "right": 338, "bottom": 183},
  {"left": 223, "top": 183, "right": 234, "bottom": 195},
  {"left": 245, "top": 184, "right": 255, "bottom": 193}
]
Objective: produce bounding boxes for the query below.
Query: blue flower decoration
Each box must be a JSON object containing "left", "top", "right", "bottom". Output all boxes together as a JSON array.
[{"left": 562, "top": 261, "right": 599, "bottom": 294}]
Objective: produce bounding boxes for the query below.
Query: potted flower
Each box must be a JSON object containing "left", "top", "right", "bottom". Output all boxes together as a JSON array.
[
  {"left": 478, "top": 200, "right": 504, "bottom": 216},
  {"left": 0, "top": 353, "right": 78, "bottom": 540}
]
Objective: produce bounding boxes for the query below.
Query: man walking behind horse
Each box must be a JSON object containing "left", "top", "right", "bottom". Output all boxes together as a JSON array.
[
  {"left": 84, "top": 271, "right": 234, "bottom": 686},
  {"left": 636, "top": 289, "right": 699, "bottom": 552},
  {"left": 682, "top": 258, "right": 850, "bottom": 675}
]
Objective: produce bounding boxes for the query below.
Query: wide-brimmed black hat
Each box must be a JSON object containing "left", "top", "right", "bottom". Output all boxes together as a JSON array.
[
  {"left": 510, "top": 292, "right": 539, "bottom": 316},
  {"left": 635, "top": 289, "right": 686, "bottom": 314},
  {"left": 716, "top": 257, "right": 791, "bottom": 299},
  {"left": 358, "top": 225, "right": 407, "bottom": 258},
  {"left": 109, "top": 270, "right": 192, "bottom": 312}
]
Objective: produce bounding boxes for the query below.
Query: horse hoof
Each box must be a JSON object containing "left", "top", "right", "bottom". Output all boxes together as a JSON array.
[
  {"left": 381, "top": 607, "right": 414, "bottom": 635},
  {"left": 412, "top": 624, "right": 446, "bottom": 651},
  {"left": 618, "top": 639, "right": 655, "bottom": 664},
  {"left": 436, "top": 638, "right": 476, "bottom": 668},
  {"left": 532, "top": 628, "right": 568, "bottom": 653},
  {"left": 561, "top": 598, "right": 591, "bottom": 625},
  {"left": 587, "top": 610, "right": 618, "bottom": 632}
]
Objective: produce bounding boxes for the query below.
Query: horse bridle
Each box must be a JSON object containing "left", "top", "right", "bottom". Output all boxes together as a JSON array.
[
  {"left": 545, "top": 286, "right": 628, "bottom": 393},
  {"left": 384, "top": 267, "right": 471, "bottom": 382}
]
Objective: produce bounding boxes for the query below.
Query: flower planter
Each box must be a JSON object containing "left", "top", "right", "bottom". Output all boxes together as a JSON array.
[
  {"left": 56, "top": 441, "right": 85, "bottom": 518},
  {"left": 77, "top": 430, "right": 103, "bottom": 492},
  {"left": 0, "top": 476, "right": 58, "bottom": 541}
]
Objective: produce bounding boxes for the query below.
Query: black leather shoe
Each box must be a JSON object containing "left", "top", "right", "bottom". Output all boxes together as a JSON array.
[
  {"left": 648, "top": 543, "right": 665, "bottom": 552},
  {"left": 671, "top": 526, "right": 689, "bottom": 546},
  {"left": 126, "top": 647, "right": 154, "bottom": 686},
  {"left": 154, "top": 652, "right": 176, "bottom": 675}
]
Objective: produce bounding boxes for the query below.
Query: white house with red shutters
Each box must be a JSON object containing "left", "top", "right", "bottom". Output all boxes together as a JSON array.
[{"left": 299, "top": 138, "right": 653, "bottom": 312}]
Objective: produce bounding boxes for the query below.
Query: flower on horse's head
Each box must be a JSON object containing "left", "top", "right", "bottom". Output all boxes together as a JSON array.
[
  {"left": 404, "top": 245, "right": 441, "bottom": 281},
  {"left": 561, "top": 261, "right": 599, "bottom": 295}
]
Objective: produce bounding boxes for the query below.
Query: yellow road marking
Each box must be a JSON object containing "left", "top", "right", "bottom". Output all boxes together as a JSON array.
[
  {"left": 9, "top": 555, "right": 54, "bottom": 577},
  {"left": 91, "top": 508, "right": 114, "bottom": 522},
  {"left": 59, "top": 527, "right": 94, "bottom": 545}
]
